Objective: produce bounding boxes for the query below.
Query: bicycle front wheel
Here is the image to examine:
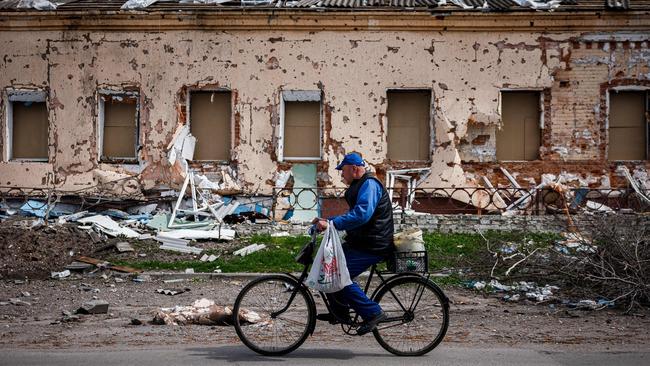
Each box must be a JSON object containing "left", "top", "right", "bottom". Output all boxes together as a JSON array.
[
  {"left": 233, "top": 275, "right": 315, "bottom": 356},
  {"left": 372, "top": 276, "right": 449, "bottom": 356}
]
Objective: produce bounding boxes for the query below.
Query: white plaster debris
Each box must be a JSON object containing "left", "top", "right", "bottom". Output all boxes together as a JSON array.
[
  {"left": 77, "top": 215, "right": 142, "bottom": 238},
  {"left": 511, "top": 0, "right": 562, "bottom": 10},
  {"left": 632, "top": 166, "right": 650, "bottom": 191},
  {"left": 200, "top": 254, "right": 219, "bottom": 262},
  {"left": 115, "top": 242, "right": 135, "bottom": 252},
  {"left": 16, "top": 0, "right": 56, "bottom": 10},
  {"left": 57, "top": 211, "right": 88, "bottom": 224},
  {"left": 194, "top": 173, "right": 221, "bottom": 191},
  {"left": 619, "top": 166, "right": 650, "bottom": 204},
  {"left": 51, "top": 270, "right": 71, "bottom": 279},
  {"left": 233, "top": 243, "right": 267, "bottom": 256},
  {"left": 168, "top": 125, "right": 192, "bottom": 174},
  {"left": 179, "top": 0, "right": 232, "bottom": 3},
  {"left": 158, "top": 228, "right": 236, "bottom": 241},
  {"left": 154, "top": 235, "right": 204, "bottom": 254},
  {"left": 585, "top": 200, "right": 613, "bottom": 212},
  {"left": 274, "top": 170, "right": 293, "bottom": 189},
  {"left": 550, "top": 146, "right": 569, "bottom": 158},
  {"left": 121, "top": 0, "right": 159, "bottom": 10}
]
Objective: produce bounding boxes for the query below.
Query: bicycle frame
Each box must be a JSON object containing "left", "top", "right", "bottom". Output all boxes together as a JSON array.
[{"left": 272, "top": 240, "right": 439, "bottom": 330}]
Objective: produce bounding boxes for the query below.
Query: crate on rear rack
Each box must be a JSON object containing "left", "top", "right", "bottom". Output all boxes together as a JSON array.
[{"left": 394, "top": 251, "right": 428, "bottom": 273}]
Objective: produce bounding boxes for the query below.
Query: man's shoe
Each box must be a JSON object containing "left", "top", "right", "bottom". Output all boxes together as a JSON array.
[
  {"left": 316, "top": 313, "right": 352, "bottom": 325},
  {"left": 356, "top": 311, "right": 387, "bottom": 335}
]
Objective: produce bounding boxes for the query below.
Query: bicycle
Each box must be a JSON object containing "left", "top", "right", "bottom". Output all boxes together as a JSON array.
[{"left": 233, "top": 231, "right": 450, "bottom": 356}]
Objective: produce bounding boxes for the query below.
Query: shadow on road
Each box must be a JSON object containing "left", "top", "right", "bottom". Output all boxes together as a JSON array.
[{"left": 187, "top": 345, "right": 395, "bottom": 362}]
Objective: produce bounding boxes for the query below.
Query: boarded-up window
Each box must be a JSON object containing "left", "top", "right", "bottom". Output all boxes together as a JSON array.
[
  {"left": 9, "top": 98, "right": 48, "bottom": 161},
  {"left": 496, "top": 91, "right": 541, "bottom": 161},
  {"left": 189, "top": 91, "right": 231, "bottom": 161},
  {"left": 283, "top": 101, "right": 321, "bottom": 159},
  {"left": 387, "top": 90, "right": 431, "bottom": 161},
  {"left": 609, "top": 91, "right": 648, "bottom": 161},
  {"left": 100, "top": 94, "right": 139, "bottom": 161}
]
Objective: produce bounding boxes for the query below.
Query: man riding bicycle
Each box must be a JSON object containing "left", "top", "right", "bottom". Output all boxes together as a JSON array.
[{"left": 312, "top": 152, "right": 396, "bottom": 335}]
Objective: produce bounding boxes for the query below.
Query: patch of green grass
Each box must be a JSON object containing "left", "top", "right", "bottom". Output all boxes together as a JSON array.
[
  {"left": 117, "top": 234, "right": 316, "bottom": 273},
  {"left": 117, "top": 231, "right": 560, "bottom": 278},
  {"left": 424, "top": 231, "right": 560, "bottom": 271}
]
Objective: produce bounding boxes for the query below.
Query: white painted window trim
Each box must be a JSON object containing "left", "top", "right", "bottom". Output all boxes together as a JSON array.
[
  {"left": 4, "top": 89, "right": 48, "bottom": 163},
  {"left": 606, "top": 87, "right": 650, "bottom": 161},
  {"left": 497, "top": 88, "right": 545, "bottom": 162},
  {"left": 386, "top": 87, "right": 434, "bottom": 163},
  {"left": 186, "top": 88, "right": 233, "bottom": 163},
  {"left": 97, "top": 89, "right": 140, "bottom": 164},
  {"left": 279, "top": 90, "right": 323, "bottom": 162}
]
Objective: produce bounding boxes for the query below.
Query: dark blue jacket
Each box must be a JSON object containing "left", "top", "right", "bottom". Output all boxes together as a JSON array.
[{"left": 332, "top": 173, "right": 395, "bottom": 257}]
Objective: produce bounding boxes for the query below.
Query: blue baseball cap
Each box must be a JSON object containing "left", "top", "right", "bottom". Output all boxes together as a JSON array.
[{"left": 335, "top": 152, "right": 365, "bottom": 170}]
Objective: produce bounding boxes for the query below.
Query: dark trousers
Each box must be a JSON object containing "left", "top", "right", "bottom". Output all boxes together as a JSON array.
[{"left": 326, "top": 247, "right": 383, "bottom": 320}]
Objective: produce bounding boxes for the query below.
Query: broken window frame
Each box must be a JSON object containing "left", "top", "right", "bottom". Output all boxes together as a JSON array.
[
  {"left": 606, "top": 86, "right": 650, "bottom": 161},
  {"left": 278, "top": 90, "right": 323, "bottom": 162},
  {"left": 3, "top": 89, "right": 49, "bottom": 162},
  {"left": 97, "top": 89, "right": 141, "bottom": 164},
  {"left": 186, "top": 88, "right": 233, "bottom": 163},
  {"left": 496, "top": 88, "right": 545, "bottom": 162},
  {"left": 386, "top": 88, "right": 434, "bottom": 163}
]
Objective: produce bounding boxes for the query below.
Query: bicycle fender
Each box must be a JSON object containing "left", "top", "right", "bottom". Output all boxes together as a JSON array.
[{"left": 369, "top": 272, "right": 422, "bottom": 300}]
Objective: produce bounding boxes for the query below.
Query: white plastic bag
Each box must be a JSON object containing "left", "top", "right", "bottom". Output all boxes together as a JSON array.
[{"left": 305, "top": 222, "right": 352, "bottom": 293}]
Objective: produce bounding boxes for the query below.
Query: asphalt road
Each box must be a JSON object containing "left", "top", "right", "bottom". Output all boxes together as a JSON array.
[{"left": 2, "top": 345, "right": 648, "bottom": 366}]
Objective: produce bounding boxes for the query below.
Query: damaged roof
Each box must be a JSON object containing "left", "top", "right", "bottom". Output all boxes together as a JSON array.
[{"left": 0, "top": 0, "right": 647, "bottom": 12}]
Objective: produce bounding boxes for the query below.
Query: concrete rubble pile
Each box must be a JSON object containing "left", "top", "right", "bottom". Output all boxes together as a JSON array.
[{"left": 0, "top": 125, "right": 286, "bottom": 278}]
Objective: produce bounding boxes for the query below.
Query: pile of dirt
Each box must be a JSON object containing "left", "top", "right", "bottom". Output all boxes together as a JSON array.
[{"left": 0, "top": 219, "right": 102, "bottom": 279}]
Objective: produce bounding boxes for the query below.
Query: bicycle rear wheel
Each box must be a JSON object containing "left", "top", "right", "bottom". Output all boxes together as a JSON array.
[
  {"left": 372, "top": 276, "right": 449, "bottom": 356},
  {"left": 233, "top": 275, "right": 315, "bottom": 356}
]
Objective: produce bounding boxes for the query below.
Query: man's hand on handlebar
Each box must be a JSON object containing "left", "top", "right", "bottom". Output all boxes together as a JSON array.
[{"left": 310, "top": 217, "right": 328, "bottom": 232}]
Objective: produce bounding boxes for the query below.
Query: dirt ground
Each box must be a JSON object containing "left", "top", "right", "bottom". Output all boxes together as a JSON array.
[
  {"left": 0, "top": 219, "right": 104, "bottom": 279},
  {"left": 0, "top": 219, "right": 240, "bottom": 280},
  {"left": 0, "top": 275, "right": 648, "bottom": 352}
]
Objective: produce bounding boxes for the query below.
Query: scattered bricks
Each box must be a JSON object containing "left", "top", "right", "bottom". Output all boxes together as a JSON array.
[{"left": 76, "top": 300, "right": 109, "bottom": 314}]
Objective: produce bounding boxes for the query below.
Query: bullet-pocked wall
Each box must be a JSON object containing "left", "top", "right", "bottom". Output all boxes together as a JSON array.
[{"left": 0, "top": 17, "right": 649, "bottom": 194}]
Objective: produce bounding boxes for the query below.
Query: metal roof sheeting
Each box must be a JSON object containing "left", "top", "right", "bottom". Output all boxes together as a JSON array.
[{"left": 0, "top": 0, "right": 647, "bottom": 11}]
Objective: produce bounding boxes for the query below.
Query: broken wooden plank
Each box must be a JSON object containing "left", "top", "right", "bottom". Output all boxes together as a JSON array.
[{"left": 74, "top": 256, "right": 141, "bottom": 274}]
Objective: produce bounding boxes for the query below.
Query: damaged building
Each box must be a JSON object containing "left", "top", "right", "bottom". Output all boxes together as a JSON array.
[{"left": 0, "top": 0, "right": 649, "bottom": 218}]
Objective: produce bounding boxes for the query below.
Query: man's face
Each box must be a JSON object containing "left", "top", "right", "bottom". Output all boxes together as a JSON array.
[{"left": 340, "top": 164, "right": 355, "bottom": 185}]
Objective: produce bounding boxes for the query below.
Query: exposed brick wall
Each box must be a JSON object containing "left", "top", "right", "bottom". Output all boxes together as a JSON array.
[{"left": 236, "top": 214, "right": 650, "bottom": 236}]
